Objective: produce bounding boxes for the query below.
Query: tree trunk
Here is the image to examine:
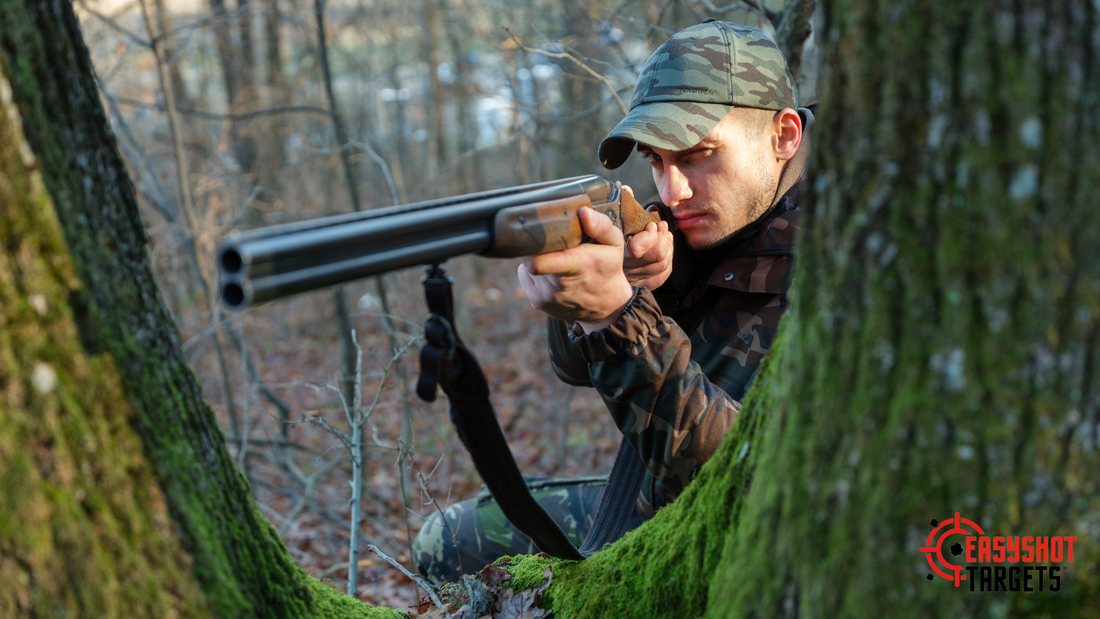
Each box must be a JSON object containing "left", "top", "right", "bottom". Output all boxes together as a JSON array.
[
  {"left": 422, "top": 0, "right": 445, "bottom": 193},
  {"left": 530, "top": 1, "right": 1100, "bottom": 617},
  {"left": 0, "top": 2, "right": 400, "bottom": 617},
  {"left": 209, "top": 0, "right": 239, "bottom": 106},
  {"left": 264, "top": 0, "right": 285, "bottom": 89}
]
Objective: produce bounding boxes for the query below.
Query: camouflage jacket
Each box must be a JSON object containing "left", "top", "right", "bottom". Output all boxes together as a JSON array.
[{"left": 547, "top": 186, "right": 800, "bottom": 504}]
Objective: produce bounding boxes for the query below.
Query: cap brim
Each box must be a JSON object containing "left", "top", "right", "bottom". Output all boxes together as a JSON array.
[{"left": 598, "top": 101, "right": 733, "bottom": 169}]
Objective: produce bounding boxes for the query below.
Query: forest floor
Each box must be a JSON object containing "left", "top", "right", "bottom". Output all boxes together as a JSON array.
[{"left": 184, "top": 255, "right": 619, "bottom": 611}]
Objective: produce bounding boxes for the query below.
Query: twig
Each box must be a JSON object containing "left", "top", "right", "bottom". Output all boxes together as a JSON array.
[
  {"left": 317, "top": 561, "right": 384, "bottom": 583},
  {"left": 410, "top": 453, "right": 463, "bottom": 573},
  {"left": 280, "top": 456, "right": 344, "bottom": 536},
  {"left": 365, "top": 544, "right": 444, "bottom": 609},
  {"left": 503, "top": 28, "right": 629, "bottom": 115},
  {"left": 697, "top": 0, "right": 779, "bottom": 24},
  {"left": 644, "top": 0, "right": 676, "bottom": 42},
  {"left": 356, "top": 141, "right": 399, "bottom": 208},
  {"left": 224, "top": 305, "right": 294, "bottom": 437},
  {"left": 113, "top": 96, "right": 333, "bottom": 121},
  {"left": 249, "top": 476, "right": 398, "bottom": 556},
  {"left": 222, "top": 436, "right": 314, "bottom": 452},
  {"left": 75, "top": 0, "right": 152, "bottom": 48},
  {"left": 585, "top": 0, "right": 675, "bottom": 36}
]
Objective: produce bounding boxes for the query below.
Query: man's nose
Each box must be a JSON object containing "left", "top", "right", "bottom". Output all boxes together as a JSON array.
[{"left": 658, "top": 164, "right": 692, "bottom": 207}]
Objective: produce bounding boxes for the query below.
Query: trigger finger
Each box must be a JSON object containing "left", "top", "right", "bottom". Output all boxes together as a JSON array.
[{"left": 627, "top": 232, "right": 653, "bottom": 259}]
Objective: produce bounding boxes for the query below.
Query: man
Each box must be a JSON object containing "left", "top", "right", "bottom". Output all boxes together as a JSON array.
[{"left": 415, "top": 19, "right": 811, "bottom": 584}]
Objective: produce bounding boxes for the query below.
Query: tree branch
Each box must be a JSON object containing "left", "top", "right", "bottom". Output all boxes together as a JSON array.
[
  {"left": 503, "top": 28, "right": 629, "bottom": 115},
  {"left": 365, "top": 545, "right": 443, "bottom": 609},
  {"left": 113, "top": 96, "right": 333, "bottom": 121}
]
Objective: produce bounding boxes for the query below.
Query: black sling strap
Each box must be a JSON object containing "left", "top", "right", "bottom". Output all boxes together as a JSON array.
[
  {"left": 576, "top": 436, "right": 646, "bottom": 555},
  {"left": 416, "top": 265, "right": 645, "bottom": 560}
]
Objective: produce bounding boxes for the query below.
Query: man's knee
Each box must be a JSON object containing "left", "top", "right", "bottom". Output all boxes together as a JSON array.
[
  {"left": 413, "top": 503, "right": 466, "bottom": 584},
  {"left": 411, "top": 477, "right": 615, "bottom": 584}
]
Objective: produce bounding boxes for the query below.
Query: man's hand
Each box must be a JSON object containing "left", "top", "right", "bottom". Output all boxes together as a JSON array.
[
  {"left": 620, "top": 185, "right": 674, "bottom": 291},
  {"left": 624, "top": 219, "right": 674, "bottom": 290},
  {"left": 518, "top": 206, "right": 635, "bottom": 334}
]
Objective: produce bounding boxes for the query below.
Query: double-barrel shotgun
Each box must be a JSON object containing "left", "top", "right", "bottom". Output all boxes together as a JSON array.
[
  {"left": 216, "top": 174, "right": 659, "bottom": 310},
  {"left": 215, "top": 174, "right": 662, "bottom": 562}
]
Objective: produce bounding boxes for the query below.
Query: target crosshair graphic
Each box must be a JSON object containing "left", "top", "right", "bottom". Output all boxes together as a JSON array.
[{"left": 920, "top": 512, "right": 985, "bottom": 586}]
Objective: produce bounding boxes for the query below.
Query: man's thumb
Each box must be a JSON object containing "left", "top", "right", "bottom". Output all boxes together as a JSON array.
[{"left": 579, "top": 206, "right": 624, "bottom": 247}]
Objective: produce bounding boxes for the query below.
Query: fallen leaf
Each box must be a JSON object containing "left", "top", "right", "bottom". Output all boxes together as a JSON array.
[
  {"left": 410, "top": 596, "right": 434, "bottom": 614},
  {"left": 492, "top": 567, "right": 552, "bottom": 619},
  {"left": 477, "top": 564, "right": 514, "bottom": 590}
]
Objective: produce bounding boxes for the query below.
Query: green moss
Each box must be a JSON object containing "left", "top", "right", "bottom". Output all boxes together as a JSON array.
[
  {"left": 304, "top": 577, "right": 409, "bottom": 619},
  {"left": 0, "top": 56, "right": 208, "bottom": 618},
  {"left": 494, "top": 555, "right": 564, "bottom": 592}
]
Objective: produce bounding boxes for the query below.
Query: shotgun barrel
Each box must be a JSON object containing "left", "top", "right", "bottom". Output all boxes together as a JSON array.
[{"left": 217, "top": 175, "right": 658, "bottom": 310}]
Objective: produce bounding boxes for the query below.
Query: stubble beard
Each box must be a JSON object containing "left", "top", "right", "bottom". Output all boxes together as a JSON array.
[{"left": 692, "top": 159, "right": 779, "bottom": 251}]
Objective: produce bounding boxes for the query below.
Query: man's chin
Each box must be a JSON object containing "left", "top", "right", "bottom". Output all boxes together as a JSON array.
[
  {"left": 683, "top": 225, "right": 740, "bottom": 251},
  {"left": 684, "top": 233, "right": 725, "bottom": 252}
]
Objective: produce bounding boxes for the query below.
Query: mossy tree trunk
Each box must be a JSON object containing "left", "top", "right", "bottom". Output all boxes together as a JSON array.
[
  {"left": 0, "top": 2, "right": 400, "bottom": 617},
  {"left": 537, "top": 1, "right": 1100, "bottom": 617}
]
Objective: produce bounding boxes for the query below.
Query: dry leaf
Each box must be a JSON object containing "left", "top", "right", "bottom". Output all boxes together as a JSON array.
[
  {"left": 477, "top": 564, "right": 514, "bottom": 590},
  {"left": 409, "top": 596, "right": 434, "bottom": 615},
  {"left": 492, "top": 567, "right": 553, "bottom": 619}
]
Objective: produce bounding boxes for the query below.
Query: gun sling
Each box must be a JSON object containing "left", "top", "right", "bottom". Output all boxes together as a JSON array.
[{"left": 416, "top": 265, "right": 647, "bottom": 561}]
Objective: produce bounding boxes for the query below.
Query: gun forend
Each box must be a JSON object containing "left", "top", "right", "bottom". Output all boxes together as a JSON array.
[
  {"left": 217, "top": 175, "right": 658, "bottom": 310},
  {"left": 485, "top": 182, "right": 658, "bottom": 257}
]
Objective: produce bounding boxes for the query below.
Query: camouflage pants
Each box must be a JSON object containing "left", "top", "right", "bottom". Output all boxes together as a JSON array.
[{"left": 412, "top": 476, "right": 649, "bottom": 584}]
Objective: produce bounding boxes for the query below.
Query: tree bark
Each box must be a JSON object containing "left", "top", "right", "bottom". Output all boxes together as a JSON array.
[{"left": 0, "top": 1, "right": 401, "bottom": 617}]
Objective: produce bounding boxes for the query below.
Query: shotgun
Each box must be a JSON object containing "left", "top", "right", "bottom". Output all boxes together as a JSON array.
[{"left": 216, "top": 174, "right": 659, "bottom": 310}]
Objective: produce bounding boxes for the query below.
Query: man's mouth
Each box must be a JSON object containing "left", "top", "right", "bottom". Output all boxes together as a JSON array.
[{"left": 673, "top": 211, "right": 709, "bottom": 229}]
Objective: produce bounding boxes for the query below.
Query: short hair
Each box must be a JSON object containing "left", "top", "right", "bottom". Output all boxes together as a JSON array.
[{"left": 733, "top": 107, "right": 777, "bottom": 139}]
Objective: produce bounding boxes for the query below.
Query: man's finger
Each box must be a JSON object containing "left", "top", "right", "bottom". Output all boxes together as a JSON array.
[
  {"left": 528, "top": 248, "right": 580, "bottom": 276},
  {"left": 518, "top": 263, "right": 560, "bottom": 304},
  {"left": 626, "top": 223, "right": 659, "bottom": 259},
  {"left": 578, "top": 206, "right": 624, "bottom": 247},
  {"left": 517, "top": 262, "right": 538, "bottom": 304}
]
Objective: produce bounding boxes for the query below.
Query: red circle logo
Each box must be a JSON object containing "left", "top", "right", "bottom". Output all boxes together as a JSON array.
[{"left": 921, "top": 512, "right": 985, "bottom": 586}]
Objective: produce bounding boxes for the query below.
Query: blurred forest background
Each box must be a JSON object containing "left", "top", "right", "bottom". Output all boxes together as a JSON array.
[{"left": 74, "top": 0, "right": 817, "bottom": 607}]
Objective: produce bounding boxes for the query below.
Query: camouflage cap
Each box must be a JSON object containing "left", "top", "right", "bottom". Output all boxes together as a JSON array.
[{"left": 599, "top": 20, "right": 798, "bottom": 169}]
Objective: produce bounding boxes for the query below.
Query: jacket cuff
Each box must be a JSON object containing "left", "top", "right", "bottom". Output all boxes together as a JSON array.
[{"left": 567, "top": 287, "right": 662, "bottom": 363}]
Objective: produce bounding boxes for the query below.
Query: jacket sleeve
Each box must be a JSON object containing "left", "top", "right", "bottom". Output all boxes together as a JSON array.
[
  {"left": 546, "top": 317, "right": 594, "bottom": 387},
  {"left": 566, "top": 287, "right": 741, "bottom": 496}
]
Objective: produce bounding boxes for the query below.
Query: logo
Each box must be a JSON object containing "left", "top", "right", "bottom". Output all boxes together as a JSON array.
[
  {"left": 921, "top": 512, "right": 1076, "bottom": 592},
  {"left": 671, "top": 87, "right": 713, "bottom": 95}
]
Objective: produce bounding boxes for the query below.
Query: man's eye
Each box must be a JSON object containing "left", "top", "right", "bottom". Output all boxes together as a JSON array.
[{"left": 640, "top": 152, "right": 660, "bottom": 163}]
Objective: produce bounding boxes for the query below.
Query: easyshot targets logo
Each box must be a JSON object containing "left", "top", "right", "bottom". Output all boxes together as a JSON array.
[{"left": 920, "top": 512, "right": 1077, "bottom": 592}]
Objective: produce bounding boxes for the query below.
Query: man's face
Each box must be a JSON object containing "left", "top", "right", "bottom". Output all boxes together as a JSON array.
[{"left": 638, "top": 109, "right": 782, "bottom": 250}]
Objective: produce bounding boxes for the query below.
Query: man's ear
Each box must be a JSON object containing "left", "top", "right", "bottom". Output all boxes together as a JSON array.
[{"left": 772, "top": 108, "right": 802, "bottom": 162}]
